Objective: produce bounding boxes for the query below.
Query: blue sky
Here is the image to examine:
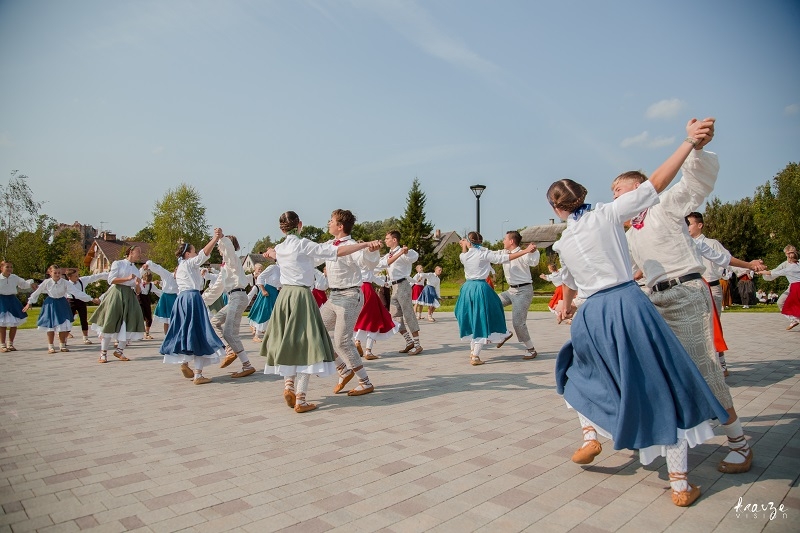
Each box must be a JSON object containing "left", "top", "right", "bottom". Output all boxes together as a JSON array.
[{"left": 1, "top": 0, "right": 798, "bottom": 252}]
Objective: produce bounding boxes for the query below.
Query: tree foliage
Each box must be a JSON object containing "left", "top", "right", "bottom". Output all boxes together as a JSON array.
[
  {"left": 702, "top": 197, "right": 763, "bottom": 260},
  {"left": 150, "top": 184, "right": 210, "bottom": 269},
  {"left": 6, "top": 215, "right": 56, "bottom": 280},
  {"left": 352, "top": 217, "right": 400, "bottom": 244},
  {"left": 1, "top": 170, "right": 43, "bottom": 260},
  {"left": 49, "top": 227, "right": 85, "bottom": 269},
  {"left": 398, "top": 178, "right": 435, "bottom": 268},
  {"left": 132, "top": 225, "right": 156, "bottom": 243}
]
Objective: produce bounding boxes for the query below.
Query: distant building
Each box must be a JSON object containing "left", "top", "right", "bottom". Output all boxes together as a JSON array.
[
  {"left": 431, "top": 229, "right": 461, "bottom": 258},
  {"left": 83, "top": 231, "right": 152, "bottom": 273},
  {"left": 55, "top": 221, "right": 98, "bottom": 253},
  {"left": 519, "top": 219, "right": 566, "bottom": 256},
  {"left": 241, "top": 253, "right": 267, "bottom": 273}
]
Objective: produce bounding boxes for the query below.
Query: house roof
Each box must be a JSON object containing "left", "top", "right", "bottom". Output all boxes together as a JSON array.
[
  {"left": 432, "top": 231, "right": 461, "bottom": 256},
  {"left": 519, "top": 223, "right": 567, "bottom": 249},
  {"left": 84, "top": 239, "right": 152, "bottom": 268}
]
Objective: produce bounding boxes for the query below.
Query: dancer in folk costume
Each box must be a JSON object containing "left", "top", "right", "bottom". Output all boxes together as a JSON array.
[
  {"left": 0, "top": 261, "right": 34, "bottom": 352},
  {"left": 24, "top": 265, "right": 99, "bottom": 353},
  {"left": 353, "top": 267, "right": 400, "bottom": 360},
  {"left": 412, "top": 265, "right": 426, "bottom": 319},
  {"left": 248, "top": 263, "right": 280, "bottom": 342},
  {"left": 618, "top": 121, "right": 754, "bottom": 479},
  {"left": 137, "top": 270, "right": 161, "bottom": 340},
  {"left": 64, "top": 269, "right": 106, "bottom": 345},
  {"left": 143, "top": 260, "right": 178, "bottom": 334},
  {"left": 415, "top": 266, "right": 442, "bottom": 322},
  {"left": 320, "top": 210, "right": 383, "bottom": 396},
  {"left": 687, "top": 212, "right": 765, "bottom": 376},
  {"left": 246, "top": 263, "right": 263, "bottom": 337},
  {"left": 89, "top": 246, "right": 146, "bottom": 363},
  {"left": 378, "top": 231, "right": 423, "bottom": 355},
  {"left": 312, "top": 268, "right": 328, "bottom": 307},
  {"left": 540, "top": 263, "right": 564, "bottom": 313},
  {"left": 732, "top": 266, "right": 756, "bottom": 308},
  {"left": 455, "top": 232, "right": 536, "bottom": 366},
  {"left": 160, "top": 230, "right": 226, "bottom": 384},
  {"left": 497, "top": 230, "right": 541, "bottom": 359},
  {"left": 760, "top": 245, "right": 800, "bottom": 330},
  {"left": 260, "top": 211, "right": 378, "bottom": 413},
  {"left": 204, "top": 235, "right": 257, "bottom": 378}
]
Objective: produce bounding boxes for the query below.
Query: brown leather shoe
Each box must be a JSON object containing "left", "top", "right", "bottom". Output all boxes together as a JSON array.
[
  {"left": 787, "top": 321, "right": 799, "bottom": 330},
  {"left": 355, "top": 341, "right": 364, "bottom": 357},
  {"left": 113, "top": 350, "right": 130, "bottom": 361},
  {"left": 283, "top": 390, "right": 296, "bottom": 408},
  {"left": 347, "top": 384, "right": 374, "bottom": 396},
  {"left": 231, "top": 367, "right": 256, "bottom": 378},
  {"left": 522, "top": 349, "right": 538, "bottom": 360},
  {"left": 220, "top": 351, "right": 238, "bottom": 368},
  {"left": 470, "top": 355, "right": 484, "bottom": 366},
  {"left": 295, "top": 402, "right": 317, "bottom": 413},
  {"left": 193, "top": 376, "right": 212, "bottom": 385},
  {"left": 333, "top": 371, "right": 354, "bottom": 394},
  {"left": 398, "top": 343, "right": 415, "bottom": 353},
  {"left": 717, "top": 447, "right": 753, "bottom": 474},
  {"left": 496, "top": 332, "right": 513, "bottom": 348},
  {"left": 180, "top": 363, "right": 194, "bottom": 379},
  {"left": 407, "top": 345, "right": 423, "bottom": 355},
  {"left": 98, "top": 356, "right": 108, "bottom": 363},
  {"left": 364, "top": 352, "right": 380, "bottom": 360},
  {"left": 671, "top": 483, "right": 701, "bottom": 507},
  {"left": 571, "top": 440, "right": 602, "bottom": 464}
]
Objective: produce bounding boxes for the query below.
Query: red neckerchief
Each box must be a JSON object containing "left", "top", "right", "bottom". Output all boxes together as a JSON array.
[{"left": 631, "top": 209, "right": 648, "bottom": 230}]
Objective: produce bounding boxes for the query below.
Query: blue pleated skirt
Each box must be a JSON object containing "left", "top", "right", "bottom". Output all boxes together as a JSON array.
[
  {"left": 248, "top": 284, "right": 278, "bottom": 325},
  {"left": 160, "top": 290, "right": 224, "bottom": 364},
  {"left": 36, "top": 296, "right": 73, "bottom": 332},
  {"left": 417, "top": 285, "right": 440, "bottom": 308},
  {"left": 152, "top": 292, "right": 177, "bottom": 325},
  {"left": 555, "top": 281, "right": 730, "bottom": 453},
  {"left": 0, "top": 294, "right": 28, "bottom": 327},
  {"left": 454, "top": 279, "right": 509, "bottom": 343}
]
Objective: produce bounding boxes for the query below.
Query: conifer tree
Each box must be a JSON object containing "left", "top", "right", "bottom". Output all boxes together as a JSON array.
[{"left": 398, "top": 178, "right": 435, "bottom": 268}]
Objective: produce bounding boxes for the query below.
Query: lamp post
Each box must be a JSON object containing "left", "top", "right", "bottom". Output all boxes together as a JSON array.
[{"left": 470, "top": 184, "right": 486, "bottom": 234}]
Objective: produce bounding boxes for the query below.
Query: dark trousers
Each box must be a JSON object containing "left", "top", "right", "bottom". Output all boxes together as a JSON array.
[{"left": 70, "top": 299, "right": 89, "bottom": 332}]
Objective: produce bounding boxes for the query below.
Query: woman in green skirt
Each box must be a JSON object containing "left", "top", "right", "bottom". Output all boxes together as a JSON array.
[
  {"left": 89, "top": 246, "right": 146, "bottom": 363},
  {"left": 260, "top": 211, "right": 380, "bottom": 413}
]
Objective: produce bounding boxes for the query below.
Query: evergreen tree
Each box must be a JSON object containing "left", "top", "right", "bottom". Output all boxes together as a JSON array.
[{"left": 397, "top": 178, "right": 435, "bottom": 268}]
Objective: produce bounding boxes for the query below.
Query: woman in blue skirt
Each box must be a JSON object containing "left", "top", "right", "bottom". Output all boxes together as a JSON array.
[
  {"left": 455, "top": 233, "right": 536, "bottom": 366},
  {"left": 248, "top": 263, "right": 280, "bottom": 342},
  {"left": 550, "top": 118, "right": 728, "bottom": 507},
  {"left": 143, "top": 260, "right": 178, "bottom": 335},
  {"left": 23, "top": 265, "right": 98, "bottom": 353},
  {"left": 160, "top": 229, "right": 225, "bottom": 385},
  {"left": 1, "top": 261, "right": 34, "bottom": 352}
]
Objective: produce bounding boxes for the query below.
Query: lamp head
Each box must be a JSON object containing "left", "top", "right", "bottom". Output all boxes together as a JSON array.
[{"left": 470, "top": 184, "right": 486, "bottom": 198}]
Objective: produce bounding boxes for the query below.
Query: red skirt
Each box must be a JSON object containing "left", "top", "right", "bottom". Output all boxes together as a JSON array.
[
  {"left": 782, "top": 282, "right": 800, "bottom": 317},
  {"left": 312, "top": 288, "right": 327, "bottom": 308},
  {"left": 354, "top": 282, "right": 399, "bottom": 341},
  {"left": 412, "top": 284, "right": 424, "bottom": 302},
  {"left": 548, "top": 285, "right": 564, "bottom": 310},
  {"left": 705, "top": 281, "right": 729, "bottom": 353}
]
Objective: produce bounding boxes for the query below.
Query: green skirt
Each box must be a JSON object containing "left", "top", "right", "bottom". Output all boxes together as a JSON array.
[
  {"left": 261, "top": 285, "right": 336, "bottom": 377},
  {"left": 89, "top": 285, "right": 146, "bottom": 340}
]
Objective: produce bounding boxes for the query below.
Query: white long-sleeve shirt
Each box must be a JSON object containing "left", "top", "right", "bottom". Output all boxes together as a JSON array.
[
  {"left": 66, "top": 273, "right": 106, "bottom": 300},
  {"left": 145, "top": 261, "right": 179, "bottom": 294},
  {"left": 108, "top": 259, "right": 140, "bottom": 287},
  {"left": 276, "top": 235, "right": 337, "bottom": 287},
  {"left": 0, "top": 274, "right": 34, "bottom": 295},
  {"left": 694, "top": 234, "right": 732, "bottom": 282},
  {"left": 377, "top": 247, "right": 419, "bottom": 282},
  {"left": 762, "top": 261, "right": 800, "bottom": 283},
  {"left": 460, "top": 247, "right": 509, "bottom": 280},
  {"left": 542, "top": 270, "right": 564, "bottom": 287},
  {"left": 419, "top": 272, "right": 441, "bottom": 297},
  {"left": 501, "top": 247, "right": 541, "bottom": 285},
  {"left": 176, "top": 250, "right": 212, "bottom": 292},
  {"left": 324, "top": 236, "right": 379, "bottom": 289},
  {"left": 28, "top": 278, "right": 94, "bottom": 303}
]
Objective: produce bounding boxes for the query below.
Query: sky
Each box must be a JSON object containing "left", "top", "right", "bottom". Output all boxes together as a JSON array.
[{"left": 1, "top": 0, "right": 798, "bottom": 252}]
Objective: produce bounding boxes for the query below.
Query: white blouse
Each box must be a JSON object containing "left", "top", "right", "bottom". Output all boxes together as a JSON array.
[
  {"left": 0, "top": 274, "right": 34, "bottom": 296},
  {"left": 109, "top": 259, "right": 140, "bottom": 287},
  {"left": 763, "top": 261, "right": 800, "bottom": 284},
  {"left": 27, "top": 278, "right": 94, "bottom": 303},
  {"left": 276, "top": 235, "right": 337, "bottom": 287},
  {"left": 145, "top": 261, "right": 179, "bottom": 294},
  {"left": 460, "top": 247, "right": 509, "bottom": 280},
  {"left": 176, "top": 250, "right": 211, "bottom": 292}
]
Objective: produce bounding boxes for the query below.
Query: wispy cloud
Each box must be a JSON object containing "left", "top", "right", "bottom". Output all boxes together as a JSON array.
[
  {"left": 645, "top": 98, "right": 686, "bottom": 119},
  {"left": 785, "top": 103, "right": 800, "bottom": 115},
  {"left": 352, "top": 0, "right": 499, "bottom": 78},
  {"left": 620, "top": 131, "right": 675, "bottom": 149}
]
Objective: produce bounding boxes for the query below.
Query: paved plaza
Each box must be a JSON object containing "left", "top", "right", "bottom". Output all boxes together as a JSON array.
[{"left": 1, "top": 311, "right": 798, "bottom": 533}]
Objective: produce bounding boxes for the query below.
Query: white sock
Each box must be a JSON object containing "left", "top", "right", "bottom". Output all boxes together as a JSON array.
[
  {"left": 722, "top": 418, "right": 749, "bottom": 464},
  {"left": 472, "top": 342, "right": 482, "bottom": 357},
  {"left": 666, "top": 440, "right": 689, "bottom": 492}
]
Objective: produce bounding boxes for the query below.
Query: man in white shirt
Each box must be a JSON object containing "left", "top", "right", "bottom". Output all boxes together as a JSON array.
[
  {"left": 616, "top": 128, "right": 754, "bottom": 475},
  {"left": 204, "top": 235, "right": 256, "bottom": 378},
  {"left": 321, "top": 209, "right": 382, "bottom": 396},
  {"left": 377, "top": 231, "right": 423, "bottom": 355},
  {"left": 498, "top": 231, "right": 540, "bottom": 359}
]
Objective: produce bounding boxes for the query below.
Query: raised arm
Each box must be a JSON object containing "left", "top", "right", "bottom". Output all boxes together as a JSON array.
[{"left": 649, "top": 118, "right": 714, "bottom": 194}]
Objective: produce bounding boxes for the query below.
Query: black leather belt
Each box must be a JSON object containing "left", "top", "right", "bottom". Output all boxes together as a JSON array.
[
  {"left": 651, "top": 273, "right": 703, "bottom": 293},
  {"left": 509, "top": 282, "right": 532, "bottom": 288},
  {"left": 391, "top": 278, "right": 407, "bottom": 285},
  {"left": 708, "top": 280, "right": 720, "bottom": 287},
  {"left": 228, "top": 288, "right": 247, "bottom": 295},
  {"left": 330, "top": 285, "right": 359, "bottom": 292}
]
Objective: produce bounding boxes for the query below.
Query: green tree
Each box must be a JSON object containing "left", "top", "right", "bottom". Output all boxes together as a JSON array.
[
  {"left": 6, "top": 215, "right": 55, "bottom": 279},
  {"left": 352, "top": 217, "right": 400, "bottom": 243},
  {"left": 398, "top": 178, "right": 435, "bottom": 268},
  {"left": 132, "top": 225, "right": 156, "bottom": 243},
  {"left": 252, "top": 236, "right": 275, "bottom": 254},
  {"left": 49, "top": 227, "right": 85, "bottom": 268},
  {"left": 1, "top": 170, "right": 43, "bottom": 260},
  {"left": 703, "top": 197, "right": 763, "bottom": 260},
  {"left": 150, "top": 184, "right": 210, "bottom": 269},
  {"left": 438, "top": 242, "right": 464, "bottom": 282}
]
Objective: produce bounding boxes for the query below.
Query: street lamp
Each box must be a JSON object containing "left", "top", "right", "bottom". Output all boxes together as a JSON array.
[{"left": 470, "top": 184, "right": 486, "bottom": 234}]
